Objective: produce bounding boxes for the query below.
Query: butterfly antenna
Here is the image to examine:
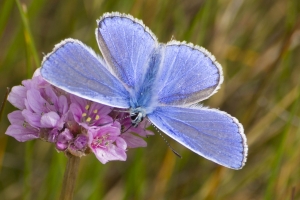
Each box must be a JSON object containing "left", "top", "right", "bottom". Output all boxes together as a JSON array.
[
  {"left": 110, "top": 108, "right": 130, "bottom": 123},
  {"left": 147, "top": 119, "right": 182, "bottom": 158},
  {"left": 112, "top": 108, "right": 130, "bottom": 113},
  {"left": 110, "top": 111, "right": 132, "bottom": 133},
  {"left": 115, "top": 113, "right": 131, "bottom": 123},
  {"left": 94, "top": 108, "right": 130, "bottom": 126},
  {"left": 122, "top": 124, "right": 133, "bottom": 133}
]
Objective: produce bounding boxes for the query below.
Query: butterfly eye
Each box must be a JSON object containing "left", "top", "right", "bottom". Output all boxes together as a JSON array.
[
  {"left": 130, "top": 112, "right": 144, "bottom": 127},
  {"left": 130, "top": 113, "right": 138, "bottom": 121}
]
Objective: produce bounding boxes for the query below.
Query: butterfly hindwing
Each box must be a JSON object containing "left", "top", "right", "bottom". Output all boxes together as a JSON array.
[
  {"left": 148, "top": 106, "right": 247, "bottom": 169},
  {"left": 41, "top": 39, "right": 130, "bottom": 108}
]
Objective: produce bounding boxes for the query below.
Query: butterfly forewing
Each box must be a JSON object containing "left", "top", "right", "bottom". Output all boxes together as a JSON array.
[
  {"left": 97, "top": 13, "right": 158, "bottom": 90},
  {"left": 41, "top": 39, "right": 130, "bottom": 108}
]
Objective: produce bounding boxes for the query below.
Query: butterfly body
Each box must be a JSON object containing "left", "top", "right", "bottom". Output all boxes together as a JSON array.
[
  {"left": 41, "top": 12, "right": 248, "bottom": 169},
  {"left": 129, "top": 107, "right": 146, "bottom": 127},
  {"left": 127, "top": 45, "right": 163, "bottom": 113}
]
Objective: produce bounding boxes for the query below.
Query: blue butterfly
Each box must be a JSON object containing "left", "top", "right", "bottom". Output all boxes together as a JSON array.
[{"left": 41, "top": 12, "right": 248, "bottom": 169}]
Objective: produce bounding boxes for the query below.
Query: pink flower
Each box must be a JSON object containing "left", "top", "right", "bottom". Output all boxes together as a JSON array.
[
  {"left": 5, "top": 68, "right": 154, "bottom": 164},
  {"left": 56, "top": 128, "right": 74, "bottom": 151},
  {"left": 113, "top": 112, "right": 154, "bottom": 148},
  {"left": 69, "top": 94, "right": 112, "bottom": 128},
  {"left": 5, "top": 111, "right": 39, "bottom": 142},
  {"left": 88, "top": 122, "right": 127, "bottom": 164},
  {"left": 8, "top": 69, "right": 69, "bottom": 131},
  {"left": 6, "top": 68, "right": 71, "bottom": 142}
]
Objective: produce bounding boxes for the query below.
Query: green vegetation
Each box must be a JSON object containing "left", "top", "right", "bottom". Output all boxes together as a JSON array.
[{"left": 0, "top": 0, "right": 299, "bottom": 199}]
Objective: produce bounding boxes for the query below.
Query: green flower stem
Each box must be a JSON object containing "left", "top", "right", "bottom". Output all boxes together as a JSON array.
[{"left": 59, "top": 153, "right": 80, "bottom": 200}]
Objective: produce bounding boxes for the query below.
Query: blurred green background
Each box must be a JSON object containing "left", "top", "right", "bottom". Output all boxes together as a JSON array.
[{"left": 1, "top": 0, "right": 300, "bottom": 199}]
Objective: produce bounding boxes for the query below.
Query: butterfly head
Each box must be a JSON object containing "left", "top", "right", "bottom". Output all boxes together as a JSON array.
[{"left": 130, "top": 107, "right": 146, "bottom": 127}]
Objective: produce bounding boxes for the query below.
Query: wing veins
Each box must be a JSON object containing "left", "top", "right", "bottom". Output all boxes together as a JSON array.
[
  {"left": 53, "top": 49, "right": 126, "bottom": 95},
  {"left": 172, "top": 72, "right": 219, "bottom": 94},
  {"left": 121, "top": 22, "right": 132, "bottom": 85},
  {"left": 158, "top": 116, "right": 243, "bottom": 158},
  {"left": 170, "top": 55, "right": 203, "bottom": 88},
  {"left": 131, "top": 26, "right": 136, "bottom": 86},
  {"left": 162, "top": 57, "right": 202, "bottom": 91},
  {"left": 105, "top": 23, "right": 129, "bottom": 85},
  {"left": 157, "top": 46, "right": 181, "bottom": 94},
  {"left": 160, "top": 113, "right": 242, "bottom": 143},
  {"left": 167, "top": 46, "right": 194, "bottom": 86}
]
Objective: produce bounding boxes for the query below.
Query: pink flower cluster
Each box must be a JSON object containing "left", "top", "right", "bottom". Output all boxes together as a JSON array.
[{"left": 5, "top": 68, "right": 153, "bottom": 164}]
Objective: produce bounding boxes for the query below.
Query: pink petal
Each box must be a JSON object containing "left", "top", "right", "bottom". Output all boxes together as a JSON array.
[
  {"left": 24, "top": 99, "right": 32, "bottom": 112},
  {"left": 27, "top": 89, "right": 47, "bottom": 113},
  {"left": 70, "top": 94, "right": 86, "bottom": 110},
  {"left": 8, "top": 110, "right": 24, "bottom": 125},
  {"left": 111, "top": 121, "right": 121, "bottom": 129},
  {"left": 96, "top": 115, "right": 114, "bottom": 126},
  {"left": 120, "top": 133, "right": 147, "bottom": 148},
  {"left": 21, "top": 79, "right": 32, "bottom": 89},
  {"left": 55, "top": 113, "right": 68, "bottom": 130},
  {"left": 7, "top": 86, "right": 27, "bottom": 109},
  {"left": 103, "top": 125, "right": 120, "bottom": 136},
  {"left": 23, "top": 70, "right": 47, "bottom": 88},
  {"left": 115, "top": 137, "right": 127, "bottom": 150},
  {"left": 57, "top": 128, "right": 74, "bottom": 143},
  {"left": 47, "top": 128, "right": 59, "bottom": 143},
  {"left": 57, "top": 128, "right": 73, "bottom": 143},
  {"left": 40, "top": 111, "right": 60, "bottom": 128},
  {"left": 56, "top": 142, "right": 68, "bottom": 151},
  {"left": 130, "top": 126, "right": 154, "bottom": 137},
  {"left": 144, "top": 130, "right": 154, "bottom": 136},
  {"left": 90, "top": 102, "right": 111, "bottom": 116},
  {"left": 22, "top": 109, "right": 41, "bottom": 128},
  {"left": 73, "top": 135, "right": 88, "bottom": 150},
  {"left": 93, "top": 148, "right": 110, "bottom": 164},
  {"left": 22, "top": 76, "right": 45, "bottom": 90},
  {"left": 87, "top": 128, "right": 96, "bottom": 144},
  {"left": 58, "top": 95, "right": 68, "bottom": 114},
  {"left": 89, "top": 124, "right": 120, "bottom": 138},
  {"left": 32, "top": 68, "right": 41, "bottom": 77},
  {"left": 5, "top": 124, "right": 39, "bottom": 142},
  {"left": 45, "top": 86, "right": 58, "bottom": 106},
  {"left": 111, "top": 145, "right": 127, "bottom": 161},
  {"left": 70, "top": 103, "right": 82, "bottom": 123},
  {"left": 93, "top": 145, "right": 127, "bottom": 164}
]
